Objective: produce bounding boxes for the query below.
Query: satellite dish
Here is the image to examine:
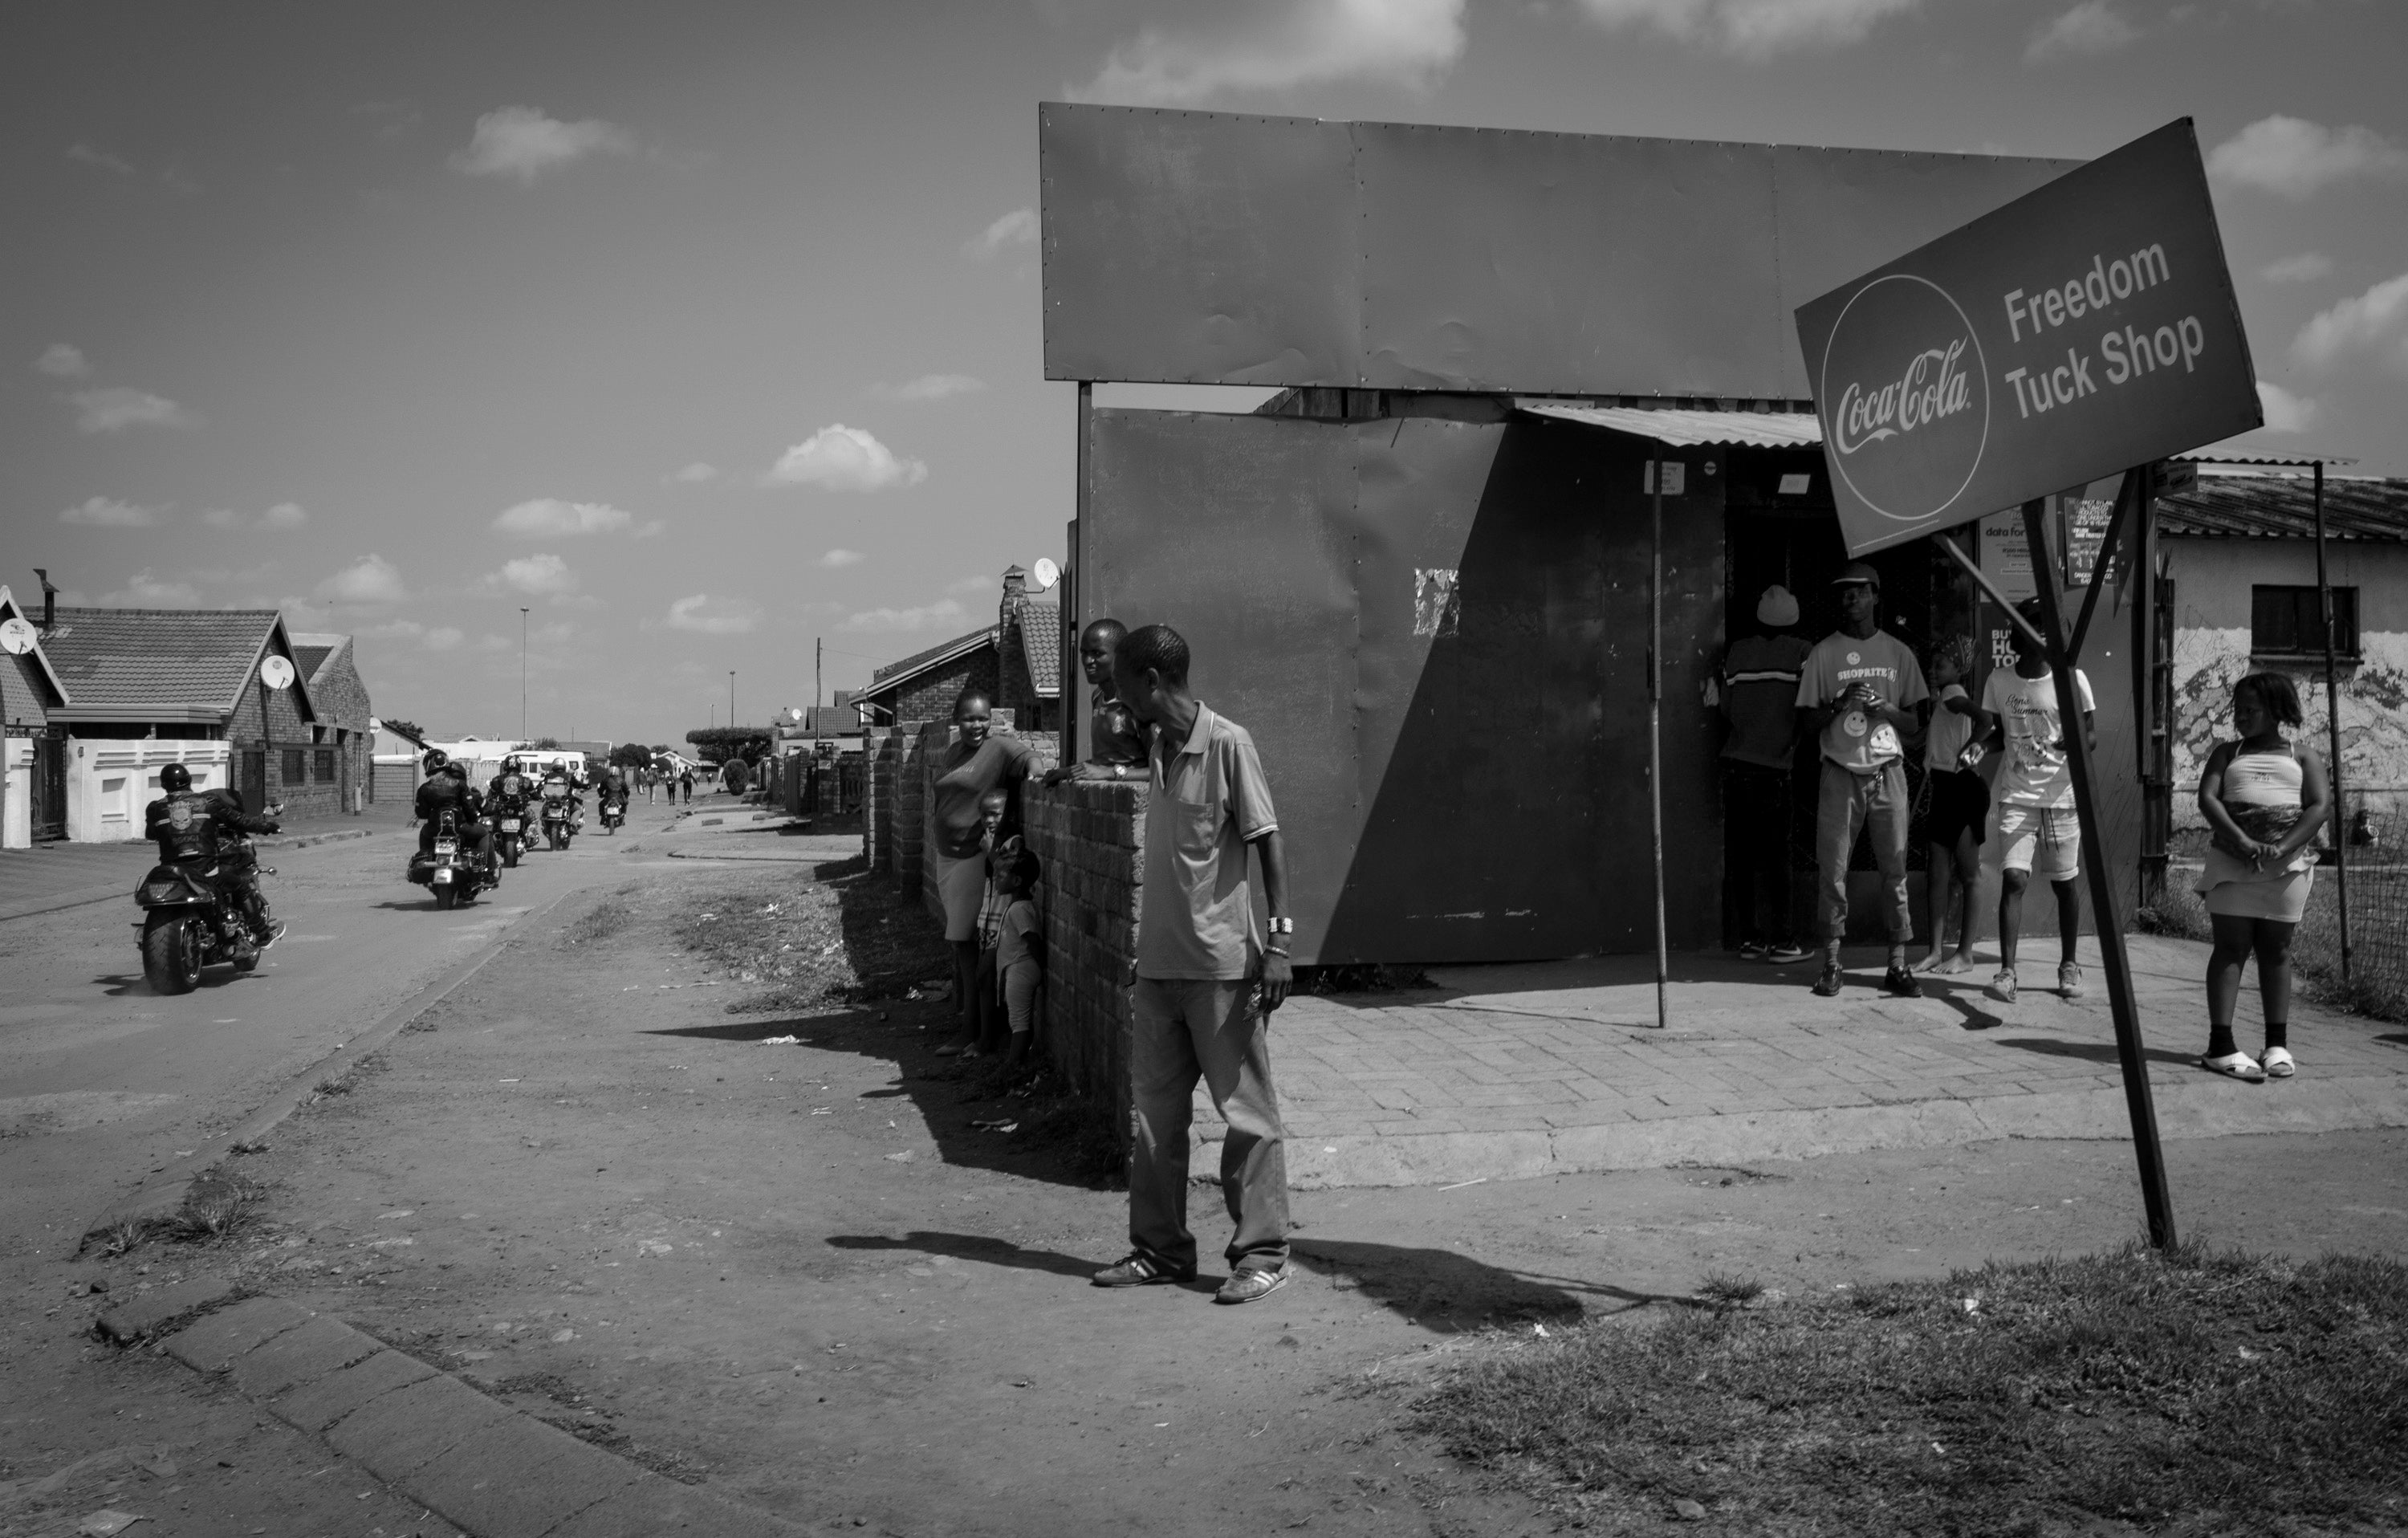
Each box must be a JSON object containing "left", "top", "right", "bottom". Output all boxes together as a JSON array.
[
  {"left": 1030, "top": 558, "right": 1060, "bottom": 592},
  {"left": 259, "top": 655, "right": 296, "bottom": 690},
  {"left": 0, "top": 616, "right": 35, "bottom": 656}
]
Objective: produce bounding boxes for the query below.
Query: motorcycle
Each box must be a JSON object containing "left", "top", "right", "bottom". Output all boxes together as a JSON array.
[
  {"left": 133, "top": 836, "right": 276, "bottom": 995},
  {"left": 541, "top": 785, "right": 576, "bottom": 852},
  {"left": 408, "top": 808, "right": 491, "bottom": 909},
  {"left": 599, "top": 795, "right": 624, "bottom": 834},
  {"left": 490, "top": 793, "right": 529, "bottom": 868}
]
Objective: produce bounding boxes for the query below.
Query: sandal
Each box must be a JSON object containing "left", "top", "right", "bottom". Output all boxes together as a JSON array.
[
  {"left": 2260, "top": 1046, "right": 2296, "bottom": 1078},
  {"left": 2199, "top": 1051, "right": 2267, "bottom": 1082}
]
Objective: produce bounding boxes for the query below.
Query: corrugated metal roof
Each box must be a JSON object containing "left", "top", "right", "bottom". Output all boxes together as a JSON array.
[
  {"left": 2156, "top": 474, "right": 2408, "bottom": 541},
  {"left": 41, "top": 607, "right": 283, "bottom": 714},
  {"left": 1519, "top": 403, "right": 1827, "bottom": 448}
]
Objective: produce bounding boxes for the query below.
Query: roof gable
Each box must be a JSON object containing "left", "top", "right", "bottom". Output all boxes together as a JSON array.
[
  {"left": 0, "top": 585, "right": 71, "bottom": 710},
  {"left": 867, "top": 625, "right": 999, "bottom": 696},
  {"left": 41, "top": 606, "right": 315, "bottom": 721}
]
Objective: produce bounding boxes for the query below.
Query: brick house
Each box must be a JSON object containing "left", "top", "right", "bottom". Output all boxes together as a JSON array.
[
  {"left": 850, "top": 567, "right": 1060, "bottom": 731},
  {"left": 291, "top": 633, "right": 376, "bottom": 808},
  {"left": 35, "top": 606, "right": 359, "bottom": 836},
  {"left": 2, "top": 584, "right": 72, "bottom": 845}
]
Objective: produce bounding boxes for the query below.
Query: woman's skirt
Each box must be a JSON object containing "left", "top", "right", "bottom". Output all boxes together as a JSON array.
[
  {"left": 2199, "top": 859, "right": 2313, "bottom": 924},
  {"left": 929, "top": 844, "right": 987, "bottom": 942}
]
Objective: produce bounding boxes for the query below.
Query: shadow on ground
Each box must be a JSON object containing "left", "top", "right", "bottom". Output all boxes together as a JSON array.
[
  {"left": 1990, "top": 1036, "right": 2198, "bottom": 1068},
  {"left": 1291, "top": 1239, "right": 1697, "bottom": 1328}
]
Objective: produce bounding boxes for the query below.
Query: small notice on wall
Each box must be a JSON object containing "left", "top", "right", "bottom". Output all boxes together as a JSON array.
[{"left": 1642, "top": 461, "right": 1686, "bottom": 496}]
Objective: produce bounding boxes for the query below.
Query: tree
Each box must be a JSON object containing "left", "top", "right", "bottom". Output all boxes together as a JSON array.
[
  {"left": 533, "top": 736, "right": 563, "bottom": 751},
  {"left": 683, "top": 726, "right": 771, "bottom": 766},
  {"left": 608, "top": 743, "right": 653, "bottom": 771},
  {"left": 380, "top": 718, "right": 425, "bottom": 743}
]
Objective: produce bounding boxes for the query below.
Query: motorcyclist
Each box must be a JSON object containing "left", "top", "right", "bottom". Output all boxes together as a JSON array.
[
  {"left": 595, "top": 760, "right": 628, "bottom": 821},
  {"left": 143, "top": 762, "right": 282, "bottom": 954},
  {"left": 414, "top": 750, "right": 497, "bottom": 876},
  {"left": 487, "top": 754, "right": 534, "bottom": 810},
  {"left": 538, "top": 760, "right": 584, "bottom": 834}
]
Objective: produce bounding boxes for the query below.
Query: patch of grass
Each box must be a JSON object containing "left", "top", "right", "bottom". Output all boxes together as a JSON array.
[
  {"left": 679, "top": 869, "right": 951, "bottom": 1011},
  {"left": 90, "top": 1217, "right": 158, "bottom": 1258},
  {"left": 1694, "top": 1270, "right": 1763, "bottom": 1308},
  {"left": 1412, "top": 1243, "right": 2408, "bottom": 1535},
  {"left": 562, "top": 895, "right": 634, "bottom": 948},
  {"left": 167, "top": 1173, "right": 266, "bottom": 1245}
]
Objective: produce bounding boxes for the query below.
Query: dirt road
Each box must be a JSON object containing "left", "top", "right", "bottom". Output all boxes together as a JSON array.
[{"left": 42, "top": 832, "right": 2402, "bottom": 1537}]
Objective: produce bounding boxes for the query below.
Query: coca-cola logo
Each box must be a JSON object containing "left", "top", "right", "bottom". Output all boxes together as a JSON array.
[{"left": 1819, "top": 274, "right": 1991, "bottom": 525}]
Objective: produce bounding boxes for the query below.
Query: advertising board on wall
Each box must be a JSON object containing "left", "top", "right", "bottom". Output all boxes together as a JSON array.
[{"left": 1795, "top": 119, "right": 2260, "bottom": 558}]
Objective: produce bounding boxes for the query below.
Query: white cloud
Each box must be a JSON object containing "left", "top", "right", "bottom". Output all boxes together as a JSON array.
[
  {"left": 946, "top": 573, "right": 998, "bottom": 596},
  {"left": 819, "top": 549, "right": 865, "bottom": 568},
  {"left": 203, "top": 501, "right": 308, "bottom": 531},
  {"left": 666, "top": 461, "right": 718, "bottom": 484},
  {"left": 872, "top": 373, "right": 988, "bottom": 402},
  {"left": 2207, "top": 116, "right": 2408, "bottom": 199},
  {"left": 67, "top": 142, "right": 136, "bottom": 176},
  {"left": 2292, "top": 273, "right": 2408, "bottom": 376},
  {"left": 665, "top": 593, "right": 761, "bottom": 634},
  {"left": 765, "top": 424, "right": 928, "bottom": 492},
  {"left": 843, "top": 598, "right": 968, "bottom": 633},
  {"left": 60, "top": 496, "right": 164, "bottom": 527},
  {"left": 491, "top": 553, "right": 579, "bottom": 596},
  {"left": 962, "top": 209, "right": 1039, "bottom": 259},
  {"left": 425, "top": 625, "right": 466, "bottom": 651},
  {"left": 2253, "top": 382, "right": 2320, "bottom": 433},
  {"left": 361, "top": 619, "right": 465, "bottom": 652},
  {"left": 1075, "top": 0, "right": 1466, "bottom": 104},
  {"left": 36, "top": 343, "right": 90, "bottom": 378},
  {"left": 2025, "top": 1, "right": 2137, "bottom": 61},
  {"left": 492, "top": 498, "right": 637, "bottom": 536},
  {"left": 317, "top": 555, "right": 409, "bottom": 605},
  {"left": 98, "top": 569, "right": 203, "bottom": 607},
  {"left": 2261, "top": 252, "right": 2333, "bottom": 286},
  {"left": 1574, "top": 0, "right": 1916, "bottom": 57},
  {"left": 449, "top": 105, "right": 636, "bottom": 182},
  {"left": 71, "top": 386, "right": 196, "bottom": 433}
]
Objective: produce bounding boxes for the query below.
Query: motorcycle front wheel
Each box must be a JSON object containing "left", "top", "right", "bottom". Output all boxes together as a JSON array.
[
  {"left": 502, "top": 837, "right": 519, "bottom": 869},
  {"left": 434, "top": 885, "right": 458, "bottom": 910},
  {"left": 141, "top": 913, "right": 204, "bottom": 995}
]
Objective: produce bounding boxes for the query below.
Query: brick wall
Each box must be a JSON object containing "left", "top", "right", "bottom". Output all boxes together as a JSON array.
[
  {"left": 1021, "top": 778, "right": 1145, "bottom": 1144},
  {"left": 226, "top": 673, "right": 348, "bottom": 819},
  {"left": 892, "top": 653, "right": 999, "bottom": 725},
  {"left": 864, "top": 730, "right": 901, "bottom": 867}
]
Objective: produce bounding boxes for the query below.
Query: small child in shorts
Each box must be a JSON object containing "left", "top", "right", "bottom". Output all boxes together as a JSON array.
[
  {"left": 990, "top": 847, "right": 1043, "bottom": 1074},
  {"left": 958, "top": 791, "right": 1012, "bottom": 1059},
  {"left": 1917, "top": 635, "right": 1991, "bottom": 975}
]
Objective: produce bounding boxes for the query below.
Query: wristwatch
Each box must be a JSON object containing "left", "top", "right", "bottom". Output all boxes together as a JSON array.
[
  {"left": 1112, "top": 763, "right": 1125, "bottom": 779},
  {"left": 1269, "top": 917, "right": 1294, "bottom": 935}
]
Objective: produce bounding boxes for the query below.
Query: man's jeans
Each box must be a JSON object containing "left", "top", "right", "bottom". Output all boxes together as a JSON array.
[
  {"left": 1722, "top": 761, "right": 1796, "bottom": 946},
  {"left": 1129, "top": 978, "right": 1291, "bottom": 1274},
  {"left": 1815, "top": 759, "right": 1913, "bottom": 944}
]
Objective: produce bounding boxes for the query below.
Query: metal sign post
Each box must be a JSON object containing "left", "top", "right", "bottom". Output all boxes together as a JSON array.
[
  {"left": 2311, "top": 461, "right": 2352, "bottom": 985},
  {"left": 1649, "top": 462, "right": 1669, "bottom": 1031}
]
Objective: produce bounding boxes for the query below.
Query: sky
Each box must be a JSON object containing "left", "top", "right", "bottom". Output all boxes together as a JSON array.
[{"left": 6, "top": 0, "right": 2404, "bottom": 747}]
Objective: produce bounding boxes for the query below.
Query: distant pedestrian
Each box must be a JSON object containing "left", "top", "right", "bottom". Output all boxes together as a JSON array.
[
  {"left": 1917, "top": 635, "right": 1991, "bottom": 975},
  {"left": 1716, "top": 585, "right": 1811, "bottom": 962},
  {"left": 678, "top": 767, "right": 694, "bottom": 804},
  {"left": 1980, "top": 598, "right": 2095, "bottom": 1004},
  {"left": 1796, "top": 562, "right": 1929, "bottom": 999},
  {"left": 1091, "top": 624, "right": 1296, "bottom": 1306},
  {"left": 925, "top": 690, "right": 1033, "bottom": 1055},
  {"left": 2195, "top": 673, "right": 2328, "bottom": 1081}
]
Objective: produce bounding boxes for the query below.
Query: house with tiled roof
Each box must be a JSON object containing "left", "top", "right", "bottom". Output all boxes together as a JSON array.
[
  {"left": 33, "top": 604, "right": 368, "bottom": 839},
  {"left": 2, "top": 584, "right": 73, "bottom": 846},
  {"left": 850, "top": 567, "right": 1062, "bottom": 732},
  {"left": 291, "top": 633, "right": 378, "bottom": 812},
  {"left": 2153, "top": 470, "right": 2408, "bottom": 831}
]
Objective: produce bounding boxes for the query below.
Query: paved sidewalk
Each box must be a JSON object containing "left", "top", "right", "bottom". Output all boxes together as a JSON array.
[{"left": 1200, "top": 935, "right": 2408, "bottom": 1186}]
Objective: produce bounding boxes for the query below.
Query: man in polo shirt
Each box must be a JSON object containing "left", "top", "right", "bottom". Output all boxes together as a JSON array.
[
  {"left": 1796, "top": 562, "right": 1929, "bottom": 999},
  {"left": 1091, "top": 624, "right": 1297, "bottom": 1305}
]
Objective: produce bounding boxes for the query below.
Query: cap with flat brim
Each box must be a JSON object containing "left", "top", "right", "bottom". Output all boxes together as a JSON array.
[{"left": 1831, "top": 561, "right": 1881, "bottom": 589}]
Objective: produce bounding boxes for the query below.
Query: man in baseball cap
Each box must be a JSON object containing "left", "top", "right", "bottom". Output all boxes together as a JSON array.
[
  {"left": 1796, "top": 561, "right": 1929, "bottom": 998},
  {"left": 1717, "top": 586, "right": 1812, "bottom": 961}
]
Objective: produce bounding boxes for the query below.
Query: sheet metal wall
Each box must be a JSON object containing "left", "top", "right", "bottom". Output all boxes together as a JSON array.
[
  {"left": 1082, "top": 408, "right": 1724, "bottom": 965},
  {"left": 1041, "top": 103, "right": 2077, "bottom": 399}
]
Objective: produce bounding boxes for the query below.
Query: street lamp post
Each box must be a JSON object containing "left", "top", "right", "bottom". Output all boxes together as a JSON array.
[
  {"left": 519, "top": 608, "right": 530, "bottom": 742},
  {"left": 728, "top": 671, "right": 736, "bottom": 734}
]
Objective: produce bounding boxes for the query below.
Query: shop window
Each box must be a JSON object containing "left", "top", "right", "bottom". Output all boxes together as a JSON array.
[
  {"left": 2251, "top": 585, "right": 2358, "bottom": 661},
  {"left": 315, "top": 748, "right": 336, "bottom": 783},
  {"left": 282, "top": 747, "right": 307, "bottom": 784}
]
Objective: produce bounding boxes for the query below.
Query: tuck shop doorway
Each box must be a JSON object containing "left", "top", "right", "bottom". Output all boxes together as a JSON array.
[{"left": 1722, "top": 511, "right": 1976, "bottom": 946}]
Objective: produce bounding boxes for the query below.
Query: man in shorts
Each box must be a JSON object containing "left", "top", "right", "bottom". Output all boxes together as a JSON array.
[{"left": 1979, "top": 596, "right": 2096, "bottom": 1003}]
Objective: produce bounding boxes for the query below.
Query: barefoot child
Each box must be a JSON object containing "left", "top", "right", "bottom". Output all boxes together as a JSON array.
[
  {"left": 1918, "top": 636, "right": 1990, "bottom": 974},
  {"left": 991, "top": 847, "right": 1044, "bottom": 1076}
]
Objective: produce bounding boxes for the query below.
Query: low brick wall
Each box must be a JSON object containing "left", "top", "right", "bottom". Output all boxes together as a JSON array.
[{"left": 1021, "top": 779, "right": 1145, "bottom": 1137}]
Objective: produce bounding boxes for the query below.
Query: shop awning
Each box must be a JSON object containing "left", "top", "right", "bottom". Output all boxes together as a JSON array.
[{"left": 1518, "top": 403, "right": 1826, "bottom": 449}]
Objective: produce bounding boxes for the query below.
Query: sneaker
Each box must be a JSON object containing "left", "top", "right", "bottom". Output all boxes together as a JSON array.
[
  {"left": 1766, "top": 942, "right": 1809, "bottom": 964},
  {"left": 1991, "top": 968, "right": 2018, "bottom": 1004},
  {"left": 2199, "top": 1051, "right": 2267, "bottom": 1083},
  {"left": 1810, "top": 963, "right": 1845, "bottom": 998},
  {"left": 1091, "top": 1253, "right": 1195, "bottom": 1288},
  {"left": 254, "top": 919, "right": 288, "bottom": 950},
  {"left": 2260, "top": 1046, "right": 2296, "bottom": 1078},
  {"left": 1215, "top": 1267, "right": 1291, "bottom": 1305},
  {"left": 1738, "top": 941, "right": 1769, "bottom": 961},
  {"left": 2058, "top": 962, "right": 2085, "bottom": 1000},
  {"left": 1881, "top": 965, "right": 1923, "bottom": 999}
]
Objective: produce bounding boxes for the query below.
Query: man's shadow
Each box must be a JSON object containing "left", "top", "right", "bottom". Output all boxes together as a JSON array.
[
  {"left": 826, "top": 1231, "right": 1125, "bottom": 1284},
  {"left": 1289, "top": 1239, "right": 1692, "bottom": 1328}
]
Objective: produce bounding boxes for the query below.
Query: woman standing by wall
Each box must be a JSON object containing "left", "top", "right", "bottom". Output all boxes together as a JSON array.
[{"left": 925, "top": 688, "right": 1031, "bottom": 1053}]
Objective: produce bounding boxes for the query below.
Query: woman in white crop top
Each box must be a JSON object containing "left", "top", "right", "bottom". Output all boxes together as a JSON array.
[{"left": 2194, "top": 673, "right": 2329, "bottom": 1081}]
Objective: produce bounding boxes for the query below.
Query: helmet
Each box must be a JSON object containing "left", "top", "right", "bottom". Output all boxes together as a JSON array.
[
  {"left": 160, "top": 763, "right": 192, "bottom": 792},
  {"left": 502, "top": 755, "right": 522, "bottom": 773},
  {"left": 422, "top": 749, "right": 449, "bottom": 774}
]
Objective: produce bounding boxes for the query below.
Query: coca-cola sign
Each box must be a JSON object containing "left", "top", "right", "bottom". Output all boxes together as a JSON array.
[
  {"left": 1796, "top": 119, "right": 2260, "bottom": 559},
  {"left": 1820, "top": 275, "right": 1990, "bottom": 527}
]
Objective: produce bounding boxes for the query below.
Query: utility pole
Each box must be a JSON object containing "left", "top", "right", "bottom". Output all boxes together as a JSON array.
[
  {"left": 519, "top": 608, "right": 530, "bottom": 742},
  {"left": 728, "top": 671, "right": 736, "bottom": 733}
]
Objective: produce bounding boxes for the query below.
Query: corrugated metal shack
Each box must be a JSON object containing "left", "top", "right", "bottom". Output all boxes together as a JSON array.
[{"left": 1041, "top": 103, "right": 2084, "bottom": 965}]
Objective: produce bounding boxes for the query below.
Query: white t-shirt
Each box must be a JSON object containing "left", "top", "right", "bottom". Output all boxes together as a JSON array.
[
  {"left": 1924, "top": 683, "right": 1977, "bottom": 771},
  {"left": 1981, "top": 667, "right": 2095, "bottom": 808}
]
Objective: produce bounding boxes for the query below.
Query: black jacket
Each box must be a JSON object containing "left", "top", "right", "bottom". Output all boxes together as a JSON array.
[
  {"left": 415, "top": 767, "right": 483, "bottom": 824},
  {"left": 145, "top": 788, "right": 278, "bottom": 863}
]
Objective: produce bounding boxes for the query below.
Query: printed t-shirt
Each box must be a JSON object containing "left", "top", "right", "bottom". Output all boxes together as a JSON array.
[
  {"left": 1924, "top": 683, "right": 1977, "bottom": 771},
  {"left": 1137, "top": 702, "right": 1280, "bottom": 982},
  {"left": 928, "top": 733, "right": 1033, "bottom": 859},
  {"left": 1981, "top": 667, "right": 2095, "bottom": 808},
  {"left": 1719, "top": 633, "right": 1813, "bottom": 768},
  {"left": 1795, "top": 629, "right": 1929, "bottom": 773},
  {"left": 1091, "top": 685, "right": 1149, "bottom": 765}
]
